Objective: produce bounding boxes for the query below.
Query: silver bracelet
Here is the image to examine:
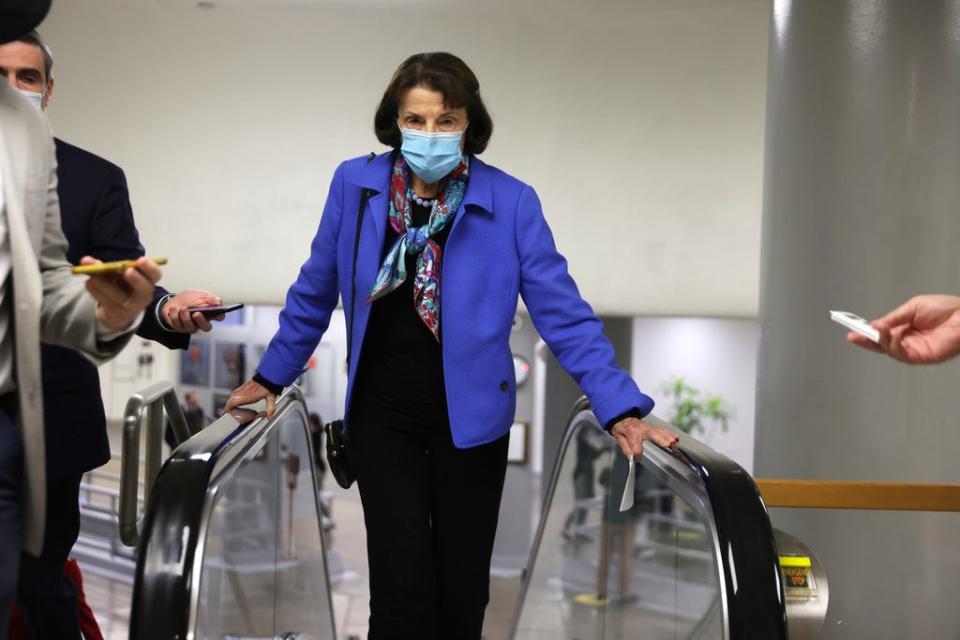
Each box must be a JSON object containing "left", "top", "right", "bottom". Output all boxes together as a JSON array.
[{"left": 155, "top": 292, "right": 177, "bottom": 332}]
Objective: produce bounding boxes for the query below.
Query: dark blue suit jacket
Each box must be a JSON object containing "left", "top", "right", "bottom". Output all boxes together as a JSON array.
[{"left": 41, "top": 139, "right": 188, "bottom": 480}]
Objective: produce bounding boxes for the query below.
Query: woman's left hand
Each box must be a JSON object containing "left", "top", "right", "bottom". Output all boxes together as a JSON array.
[{"left": 610, "top": 417, "right": 679, "bottom": 461}]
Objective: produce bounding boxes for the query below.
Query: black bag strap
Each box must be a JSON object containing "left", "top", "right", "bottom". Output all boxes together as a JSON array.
[{"left": 346, "top": 152, "right": 376, "bottom": 367}]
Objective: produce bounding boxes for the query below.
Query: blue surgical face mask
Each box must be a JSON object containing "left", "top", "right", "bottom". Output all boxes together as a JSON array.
[
  {"left": 399, "top": 125, "right": 467, "bottom": 184},
  {"left": 16, "top": 87, "right": 44, "bottom": 110}
]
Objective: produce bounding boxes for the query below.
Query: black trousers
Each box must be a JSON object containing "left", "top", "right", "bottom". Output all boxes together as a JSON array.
[
  {"left": 0, "top": 402, "right": 23, "bottom": 639},
  {"left": 349, "top": 400, "right": 509, "bottom": 640},
  {"left": 16, "top": 473, "right": 84, "bottom": 640}
]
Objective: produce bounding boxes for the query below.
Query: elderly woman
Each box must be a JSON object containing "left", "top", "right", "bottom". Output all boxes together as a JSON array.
[{"left": 227, "top": 52, "right": 677, "bottom": 639}]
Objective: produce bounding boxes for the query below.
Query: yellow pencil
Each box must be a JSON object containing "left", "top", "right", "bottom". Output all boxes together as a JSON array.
[{"left": 71, "top": 257, "right": 168, "bottom": 275}]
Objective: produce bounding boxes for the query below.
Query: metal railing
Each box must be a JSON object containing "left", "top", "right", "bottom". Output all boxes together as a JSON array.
[{"left": 118, "top": 381, "right": 193, "bottom": 546}]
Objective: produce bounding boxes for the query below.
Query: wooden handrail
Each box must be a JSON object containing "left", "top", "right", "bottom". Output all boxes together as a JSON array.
[{"left": 755, "top": 479, "right": 960, "bottom": 512}]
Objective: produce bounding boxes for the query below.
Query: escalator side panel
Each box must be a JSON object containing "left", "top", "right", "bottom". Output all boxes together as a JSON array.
[
  {"left": 130, "top": 392, "right": 336, "bottom": 640},
  {"left": 512, "top": 398, "right": 788, "bottom": 640}
]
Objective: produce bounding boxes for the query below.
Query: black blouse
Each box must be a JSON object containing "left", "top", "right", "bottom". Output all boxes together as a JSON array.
[{"left": 350, "top": 202, "right": 452, "bottom": 420}]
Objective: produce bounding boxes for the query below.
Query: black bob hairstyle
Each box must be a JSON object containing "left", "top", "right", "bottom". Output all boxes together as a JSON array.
[{"left": 374, "top": 52, "right": 493, "bottom": 155}]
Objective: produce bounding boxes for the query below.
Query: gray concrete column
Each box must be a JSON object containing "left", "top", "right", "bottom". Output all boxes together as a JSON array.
[{"left": 756, "top": 1, "right": 960, "bottom": 636}]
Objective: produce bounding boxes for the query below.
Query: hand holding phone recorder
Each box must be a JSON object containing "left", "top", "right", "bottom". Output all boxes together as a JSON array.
[{"left": 830, "top": 310, "right": 880, "bottom": 344}]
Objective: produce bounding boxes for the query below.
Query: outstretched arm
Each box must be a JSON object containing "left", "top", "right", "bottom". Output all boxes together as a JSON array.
[{"left": 848, "top": 295, "right": 960, "bottom": 364}]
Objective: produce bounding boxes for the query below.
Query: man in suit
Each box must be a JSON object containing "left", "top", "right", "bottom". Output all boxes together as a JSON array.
[
  {"left": 0, "top": 1, "right": 164, "bottom": 633},
  {"left": 0, "top": 26, "right": 225, "bottom": 637}
]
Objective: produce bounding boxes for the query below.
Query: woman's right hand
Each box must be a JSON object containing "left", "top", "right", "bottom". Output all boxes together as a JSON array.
[{"left": 225, "top": 379, "right": 277, "bottom": 418}]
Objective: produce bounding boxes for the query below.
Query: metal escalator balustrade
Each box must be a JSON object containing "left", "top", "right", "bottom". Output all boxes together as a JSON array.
[
  {"left": 510, "top": 398, "right": 823, "bottom": 640},
  {"left": 76, "top": 381, "right": 192, "bottom": 584},
  {"left": 120, "top": 387, "right": 825, "bottom": 639},
  {"left": 128, "top": 387, "right": 336, "bottom": 640},
  {"left": 119, "top": 381, "right": 194, "bottom": 547}
]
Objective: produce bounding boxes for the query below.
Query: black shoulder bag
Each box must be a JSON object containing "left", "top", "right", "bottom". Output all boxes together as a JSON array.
[{"left": 324, "top": 164, "right": 374, "bottom": 490}]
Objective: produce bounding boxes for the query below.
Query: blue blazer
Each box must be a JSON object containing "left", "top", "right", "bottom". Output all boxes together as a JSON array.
[{"left": 258, "top": 152, "right": 654, "bottom": 448}]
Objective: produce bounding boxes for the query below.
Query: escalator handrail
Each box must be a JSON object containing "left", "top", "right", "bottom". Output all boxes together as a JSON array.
[
  {"left": 128, "top": 387, "right": 335, "bottom": 640},
  {"left": 509, "top": 397, "right": 787, "bottom": 640}
]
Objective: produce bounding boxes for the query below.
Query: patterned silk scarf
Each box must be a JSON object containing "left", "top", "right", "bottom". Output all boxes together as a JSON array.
[{"left": 367, "top": 154, "right": 469, "bottom": 340}]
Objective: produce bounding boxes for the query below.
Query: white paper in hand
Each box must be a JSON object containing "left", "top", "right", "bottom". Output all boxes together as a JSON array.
[{"left": 619, "top": 456, "right": 635, "bottom": 512}]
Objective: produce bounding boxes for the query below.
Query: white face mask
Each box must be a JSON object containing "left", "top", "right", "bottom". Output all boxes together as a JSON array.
[{"left": 16, "top": 86, "right": 44, "bottom": 110}]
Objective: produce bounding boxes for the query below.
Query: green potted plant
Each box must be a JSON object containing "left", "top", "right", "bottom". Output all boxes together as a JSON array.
[
  {"left": 656, "top": 377, "right": 733, "bottom": 529},
  {"left": 659, "top": 376, "right": 731, "bottom": 438}
]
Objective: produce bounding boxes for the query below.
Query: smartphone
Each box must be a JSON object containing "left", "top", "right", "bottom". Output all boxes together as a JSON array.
[
  {"left": 187, "top": 303, "right": 244, "bottom": 317},
  {"left": 830, "top": 310, "right": 880, "bottom": 343},
  {"left": 71, "top": 257, "right": 167, "bottom": 275}
]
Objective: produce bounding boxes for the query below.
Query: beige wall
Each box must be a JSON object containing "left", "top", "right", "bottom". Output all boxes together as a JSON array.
[{"left": 39, "top": 0, "right": 769, "bottom": 316}]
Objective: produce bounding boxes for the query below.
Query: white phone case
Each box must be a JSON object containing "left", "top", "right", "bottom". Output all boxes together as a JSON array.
[{"left": 830, "top": 310, "right": 880, "bottom": 343}]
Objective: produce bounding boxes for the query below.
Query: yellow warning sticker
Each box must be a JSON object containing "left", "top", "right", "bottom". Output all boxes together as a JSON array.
[{"left": 779, "top": 555, "right": 811, "bottom": 568}]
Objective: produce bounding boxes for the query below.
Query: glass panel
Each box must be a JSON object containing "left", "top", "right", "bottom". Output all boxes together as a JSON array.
[
  {"left": 196, "top": 423, "right": 281, "bottom": 637},
  {"left": 195, "top": 408, "right": 335, "bottom": 639},
  {"left": 515, "top": 419, "right": 610, "bottom": 639},
  {"left": 274, "top": 410, "right": 336, "bottom": 638},
  {"left": 601, "top": 450, "right": 722, "bottom": 640},
  {"left": 515, "top": 420, "right": 723, "bottom": 640}
]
